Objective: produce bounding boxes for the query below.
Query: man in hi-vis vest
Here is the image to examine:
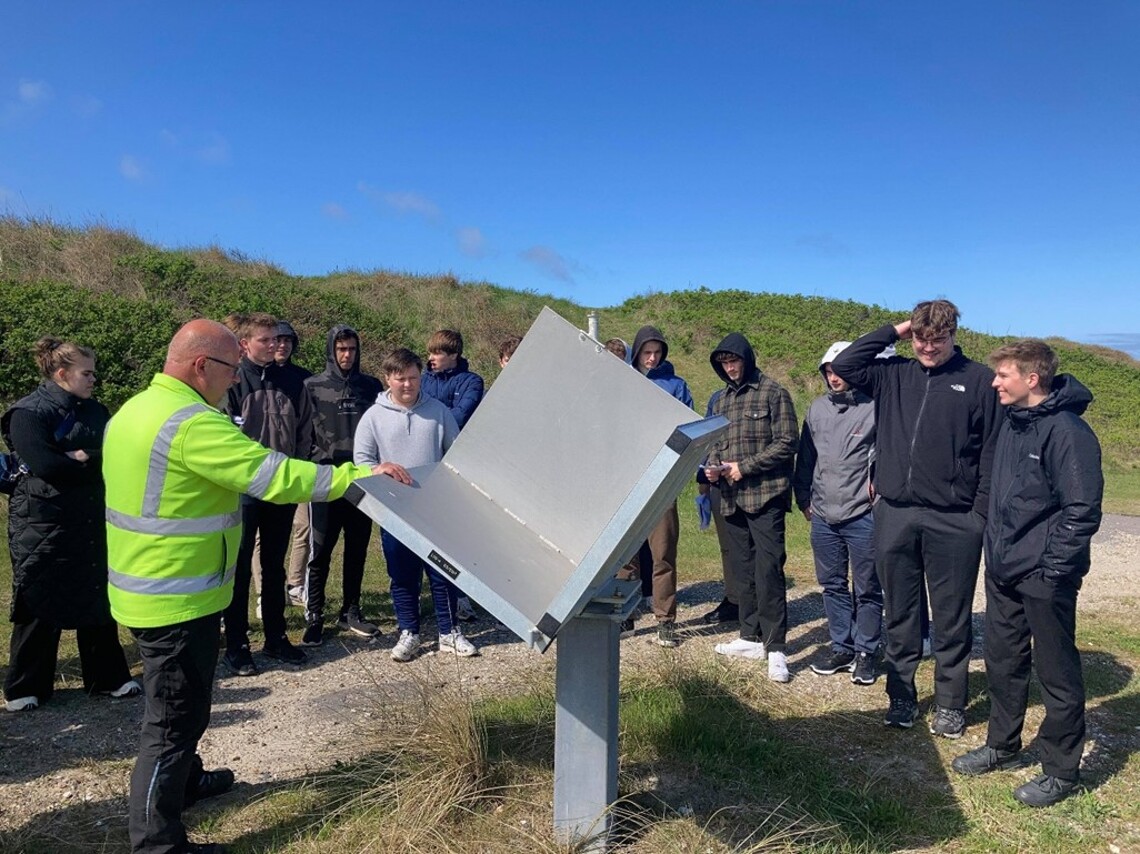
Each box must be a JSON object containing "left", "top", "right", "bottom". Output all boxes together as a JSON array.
[{"left": 104, "top": 319, "right": 405, "bottom": 854}]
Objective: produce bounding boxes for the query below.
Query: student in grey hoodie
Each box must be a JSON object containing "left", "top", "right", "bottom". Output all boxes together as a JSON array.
[
  {"left": 353, "top": 348, "right": 475, "bottom": 663},
  {"left": 793, "top": 341, "right": 883, "bottom": 686}
]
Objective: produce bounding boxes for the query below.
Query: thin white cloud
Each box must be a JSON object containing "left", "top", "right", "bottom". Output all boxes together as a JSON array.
[
  {"left": 520, "top": 245, "right": 579, "bottom": 283},
  {"left": 456, "top": 226, "right": 487, "bottom": 258},
  {"left": 322, "top": 202, "right": 349, "bottom": 220},
  {"left": 18, "top": 79, "right": 52, "bottom": 105},
  {"left": 119, "top": 154, "right": 146, "bottom": 182},
  {"left": 358, "top": 182, "right": 441, "bottom": 222},
  {"left": 73, "top": 95, "right": 103, "bottom": 117},
  {"left": 795, "top": 233, "right": 852, "bottom": 259},
  {"left": 196, "top": 133, "right": 231, "bottom": 166}
]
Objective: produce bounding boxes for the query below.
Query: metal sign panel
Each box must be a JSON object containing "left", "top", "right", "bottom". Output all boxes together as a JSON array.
[{"left": 348, "top": 307, "right": 726, "bottom": 650}]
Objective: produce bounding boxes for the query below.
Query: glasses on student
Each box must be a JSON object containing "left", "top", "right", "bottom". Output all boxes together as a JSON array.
[
  {"left": 205, "top": 356, "right": 240, "bottom": 376},
  {"left": 913, "top": 335, "right": 952, "bottom": 348}
]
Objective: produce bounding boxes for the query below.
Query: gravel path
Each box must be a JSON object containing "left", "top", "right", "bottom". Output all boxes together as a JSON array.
[{"left": 2, "top": 514, "right": 1138, "bottom": 834}]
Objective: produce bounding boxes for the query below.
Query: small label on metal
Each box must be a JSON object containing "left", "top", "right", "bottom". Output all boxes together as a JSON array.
[{"left": 428, "top": 550, "right": 460, "bottom": 579}]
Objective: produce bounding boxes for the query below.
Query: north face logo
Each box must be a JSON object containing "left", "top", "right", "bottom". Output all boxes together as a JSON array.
[{"left": 950, "top": 384, "right": 966, "bottom": 393}]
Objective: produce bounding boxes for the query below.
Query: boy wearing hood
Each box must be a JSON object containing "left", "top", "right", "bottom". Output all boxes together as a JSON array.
[
  {"left": 354, "top": 348, "right": 476, "bottom": 662},
  {"left": 622, "top": 326, "right": 694, "bottom": 647},
  {"left": 793, "top": 342, "right": 883, "bottom": 686},
  {"left": 300, "top": 326, "right": 384, "bottom": 646},
  {"left": 952, "top": 340, "right": 1102, "bottom": 807},
  {"left": 831, "top": 300, "right": 1001, "bottom": 736},
  {"left": 705, "top": 333, "right": 798, "bottom": 682}
]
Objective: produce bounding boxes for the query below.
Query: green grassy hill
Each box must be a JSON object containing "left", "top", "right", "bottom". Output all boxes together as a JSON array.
[{"left": 4, "top": 215, "right": 1139, "bottom": 483}]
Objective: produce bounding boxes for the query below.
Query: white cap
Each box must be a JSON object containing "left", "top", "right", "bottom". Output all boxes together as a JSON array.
[{"left": 820, "top": 341, "right": 852, "bottom": 367}]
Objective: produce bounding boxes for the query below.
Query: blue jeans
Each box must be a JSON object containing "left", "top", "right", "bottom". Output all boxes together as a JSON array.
[
  {"left": 380, "top": 531, "right": 458, "bottom": 635},
  {"left": 810, "top": 512, "right": 882, "bottom": 655}
]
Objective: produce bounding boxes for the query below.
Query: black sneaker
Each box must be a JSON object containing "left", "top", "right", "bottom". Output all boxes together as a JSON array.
[
  {"left": 655, "top": 623, "right": 679, "bottom": 648},
  {"left": 702, "top": 599, "right": 739, "bottom": 625},
  {"left": 929, "top": 705, "right": 967, "bottom": 739},
  {"left": 300, "top": 619, "right": 324, "bottom": 647},
  {"left": 223, "top": 645, "right": 257, "bottom": 677},
  {"left": 810, "top": 651, "right": 856, "bottom": 676},
  {"left": 1013, "top": 773, "right": 1079, "bottom": 807},
  {"left": 338, "top": 605, "right": 380, "bottom": 638},
  {"left": 951, "top": 745, "right": 1023, "bottom": 776},
  {"left": 262, "top": 637, "right": 307, "bottom": 665},
  {"left": 884, "top": 697, "right": 919, "bottom": 729},
  {"left": 850, "top": 652, "right": 876, "bottom": 685},
  {"left": 185, "top": 767, "right": 235, "bottom": 806}
]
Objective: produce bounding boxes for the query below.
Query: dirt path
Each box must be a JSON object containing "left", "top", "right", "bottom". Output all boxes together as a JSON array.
[{"left": 2, "top": 515, "right": 1137, "bottom": 835}]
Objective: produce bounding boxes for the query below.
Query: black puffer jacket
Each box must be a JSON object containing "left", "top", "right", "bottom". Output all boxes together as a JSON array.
[
  {"left": 1, "top": 381, "right": 113, "bottom": 627},
  {"left": 984, "top": 375, "right": 1103, "bottom": 585}
]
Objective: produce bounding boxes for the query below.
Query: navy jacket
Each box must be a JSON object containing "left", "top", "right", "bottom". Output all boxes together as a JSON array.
[
  {"left": 421, "top": 357, "right": 484, "bottom": 429},
  {"left": 984, "top": 375, "right": 1103, "bottom": 585}
]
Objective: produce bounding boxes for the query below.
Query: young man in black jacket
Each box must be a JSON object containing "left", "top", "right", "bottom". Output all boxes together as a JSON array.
[
  {"left": 832, "top": 300, "right": 1001, "bottom": 736},
  {"left": 300, "top": 326, "right": 383, "bottom": 646},
  {"left": 952, "top": 340, "right": 1102, "bottom": 807}
]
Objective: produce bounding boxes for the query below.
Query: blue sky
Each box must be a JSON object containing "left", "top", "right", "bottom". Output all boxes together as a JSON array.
[{"left": 3, "top": 3, "right": 1139, "bottom": 354}]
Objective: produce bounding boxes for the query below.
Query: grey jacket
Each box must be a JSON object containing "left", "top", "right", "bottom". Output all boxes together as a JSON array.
[
  {"left": 352, "top": 392, "right": 459, "bottom": 469},
  {"left": 793, "top": 389, "right": 876, "bottom": 525}
]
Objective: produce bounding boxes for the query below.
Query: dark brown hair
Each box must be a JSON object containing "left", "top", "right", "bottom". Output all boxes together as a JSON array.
[
  {"left": 427, "top": 329, "right": 463, "bottom": 355},
  {"left": 34, "top": 336, "right": 94, "bottom": 380},
  {"left": 910, "top": 299, "right": 960, "bottom": 338},
  {"left": 988, "top": 339, "right": 1058, "bottom": 389},
  {"left": 381, "top": 347, "right": 423, "bottom": 376}
]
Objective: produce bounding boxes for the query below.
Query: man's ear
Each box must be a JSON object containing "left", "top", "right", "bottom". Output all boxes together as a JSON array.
[{"left": 1027, "top": 371, "right": 1042, "bottom": 390}]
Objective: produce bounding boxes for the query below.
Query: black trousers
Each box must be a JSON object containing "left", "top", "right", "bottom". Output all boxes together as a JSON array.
[
  {"left": 304, "top": 497, "right": 373, "bottom": 619},
  {"left": 874, "top": 500, "right": 983, "bottom": 708},
  {"left": 4, "top": 616, "right": 131, "bottom": 702},
  {"left": 720, "top": 500, "right": 788, "bottom": 652},
  {"left": 984, "top": 571, "right": 1084, "bottom": 780},
  {"left": 128, "top": 612, "right": 220, "bottom": 854},
  {"left": 225, "top": 498, "right": 296, "bottom": 650}
]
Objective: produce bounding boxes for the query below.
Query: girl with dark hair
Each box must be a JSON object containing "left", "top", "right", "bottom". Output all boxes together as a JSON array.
[{"left": 2, "top": 337, "right": 138, "bottom": 711}]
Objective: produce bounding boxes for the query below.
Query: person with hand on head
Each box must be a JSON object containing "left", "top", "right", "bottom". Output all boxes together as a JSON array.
[
  {"left": 2, "top": 337, "right": 139, "bottom": 713},
  {"left": 104, "top": 319, "right": 393, "bottom": 854},
  {"left": 831, "top": 299, "right": 1001, "bottom": 736}
]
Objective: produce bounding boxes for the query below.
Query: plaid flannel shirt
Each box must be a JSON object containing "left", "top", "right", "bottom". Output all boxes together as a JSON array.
[{"left": 709, "top": 371, "right": 798, "bottom": 515}]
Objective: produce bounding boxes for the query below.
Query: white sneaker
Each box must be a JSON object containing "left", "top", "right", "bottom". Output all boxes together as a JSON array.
[
  {"left": 5, "top": 696, "right": 39, "bottom": 712},
  {"left": 767, "top": 651, "right": 790, "bottom": 683},
  {"left": 439, "top": 630, "right": 478, "bottom": 657},
  {"left": 455, "top": 597, "right": 477, "bottom": 622},
  {"left": 110, "top": 679, "right": 142, "bottom": 698},
  {"left": 391, "top": 630, "right": 422, "bottom": 662},
  {"left": 714, "top": 638, "right": 767, "bottom": 660}
]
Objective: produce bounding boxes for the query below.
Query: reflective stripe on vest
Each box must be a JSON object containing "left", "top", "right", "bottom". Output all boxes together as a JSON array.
[
  {"left": 247, "top": 450, "right": 287, "bottom": 499},
  {"left": 107, "top": 403, "right": 238, "bottom": 597},
  {"left": 108, "top": 565, "right": 236, "bottom": 595},
  {"left": 311, "top": 464, "right": 334, "bottom": 502}
]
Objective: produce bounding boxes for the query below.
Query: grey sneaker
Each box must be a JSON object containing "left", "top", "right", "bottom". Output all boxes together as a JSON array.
[
  {"left": 850, "top": 652, "right": 876, "bottom": 685},
  {"left": 952, "top": 745, "right": 1023, "bottom": 776},
  {"left": 339, "top": 605, "right": 380, "bottom": 638},
  {"left": 884, "top": 697, "right": 919, "bottom": 729},
  {"left": 455, "top": 596, "right": 477, "bottom": 622},
  {"left": 4, "top": 696, "right": 39, "bottom": 712},
  {"left": 1013, "top": 773, "right": 1079, "bottom": 807},
  {"left": 929, "top": 705, "right": 967, "bottom": 739}
]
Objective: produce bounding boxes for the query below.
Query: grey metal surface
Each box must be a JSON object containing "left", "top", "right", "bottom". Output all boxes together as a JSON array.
[{"left": 348, "top": 307, "right": 727, "bottom": 650}]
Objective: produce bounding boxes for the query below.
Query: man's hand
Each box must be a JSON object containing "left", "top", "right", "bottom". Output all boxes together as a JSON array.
[
  {"left": 66, "top": 449, "right": 89, "bottom": 462},
  {"left": 723, "top": 461, "right": 743, "bottom": 483},
  {"left": 894, "top": 319, "right": 913, "bottom": 340},
  {"left": 802, "top": 506, "right": 812, "bottom": 522},
  {"left": 371, "top": 462, "right": 412, "bottom": 485}
]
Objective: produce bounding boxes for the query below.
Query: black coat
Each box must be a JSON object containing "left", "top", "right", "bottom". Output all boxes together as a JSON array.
[
  {"left": 984, "top": 375, "right": 1104, "bottom": 585},
  {"left": 2, "top": 381, "right": 113, "bottom": 628}
]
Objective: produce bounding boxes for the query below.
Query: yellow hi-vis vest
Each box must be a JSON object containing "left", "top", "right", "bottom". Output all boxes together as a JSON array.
[{"left": 104, "top": 373, "right": 373, "bottom": 629}]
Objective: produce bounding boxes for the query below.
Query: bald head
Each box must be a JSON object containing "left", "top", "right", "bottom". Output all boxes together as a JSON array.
[{"left": 164, "top": 319, "right": 242, "bottom": 405}]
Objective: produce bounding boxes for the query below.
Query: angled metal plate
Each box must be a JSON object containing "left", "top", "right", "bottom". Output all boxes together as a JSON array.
[{"left": 349, "top": 307, "right": 727, "bottom": 650}]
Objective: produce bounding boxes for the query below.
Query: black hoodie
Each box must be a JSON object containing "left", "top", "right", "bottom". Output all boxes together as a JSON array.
[
  {"left": 304, "top": 325, "right": 383, "bottom": 464},
  {"left": 984, "top": 375, "right": 1103, "bottom": 584}
]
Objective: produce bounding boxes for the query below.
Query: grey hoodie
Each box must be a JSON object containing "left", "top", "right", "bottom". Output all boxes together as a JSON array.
[
  {"left": 792, "top": 357, "right": 877, "bottom": 525},
  {"left": 352, "top": 391, "right": 459, "bottom": 469}
]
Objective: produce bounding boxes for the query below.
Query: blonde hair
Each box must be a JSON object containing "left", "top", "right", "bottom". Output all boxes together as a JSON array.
[{"left": 34, "top": 336, "right": 94, "bottom": 380}]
